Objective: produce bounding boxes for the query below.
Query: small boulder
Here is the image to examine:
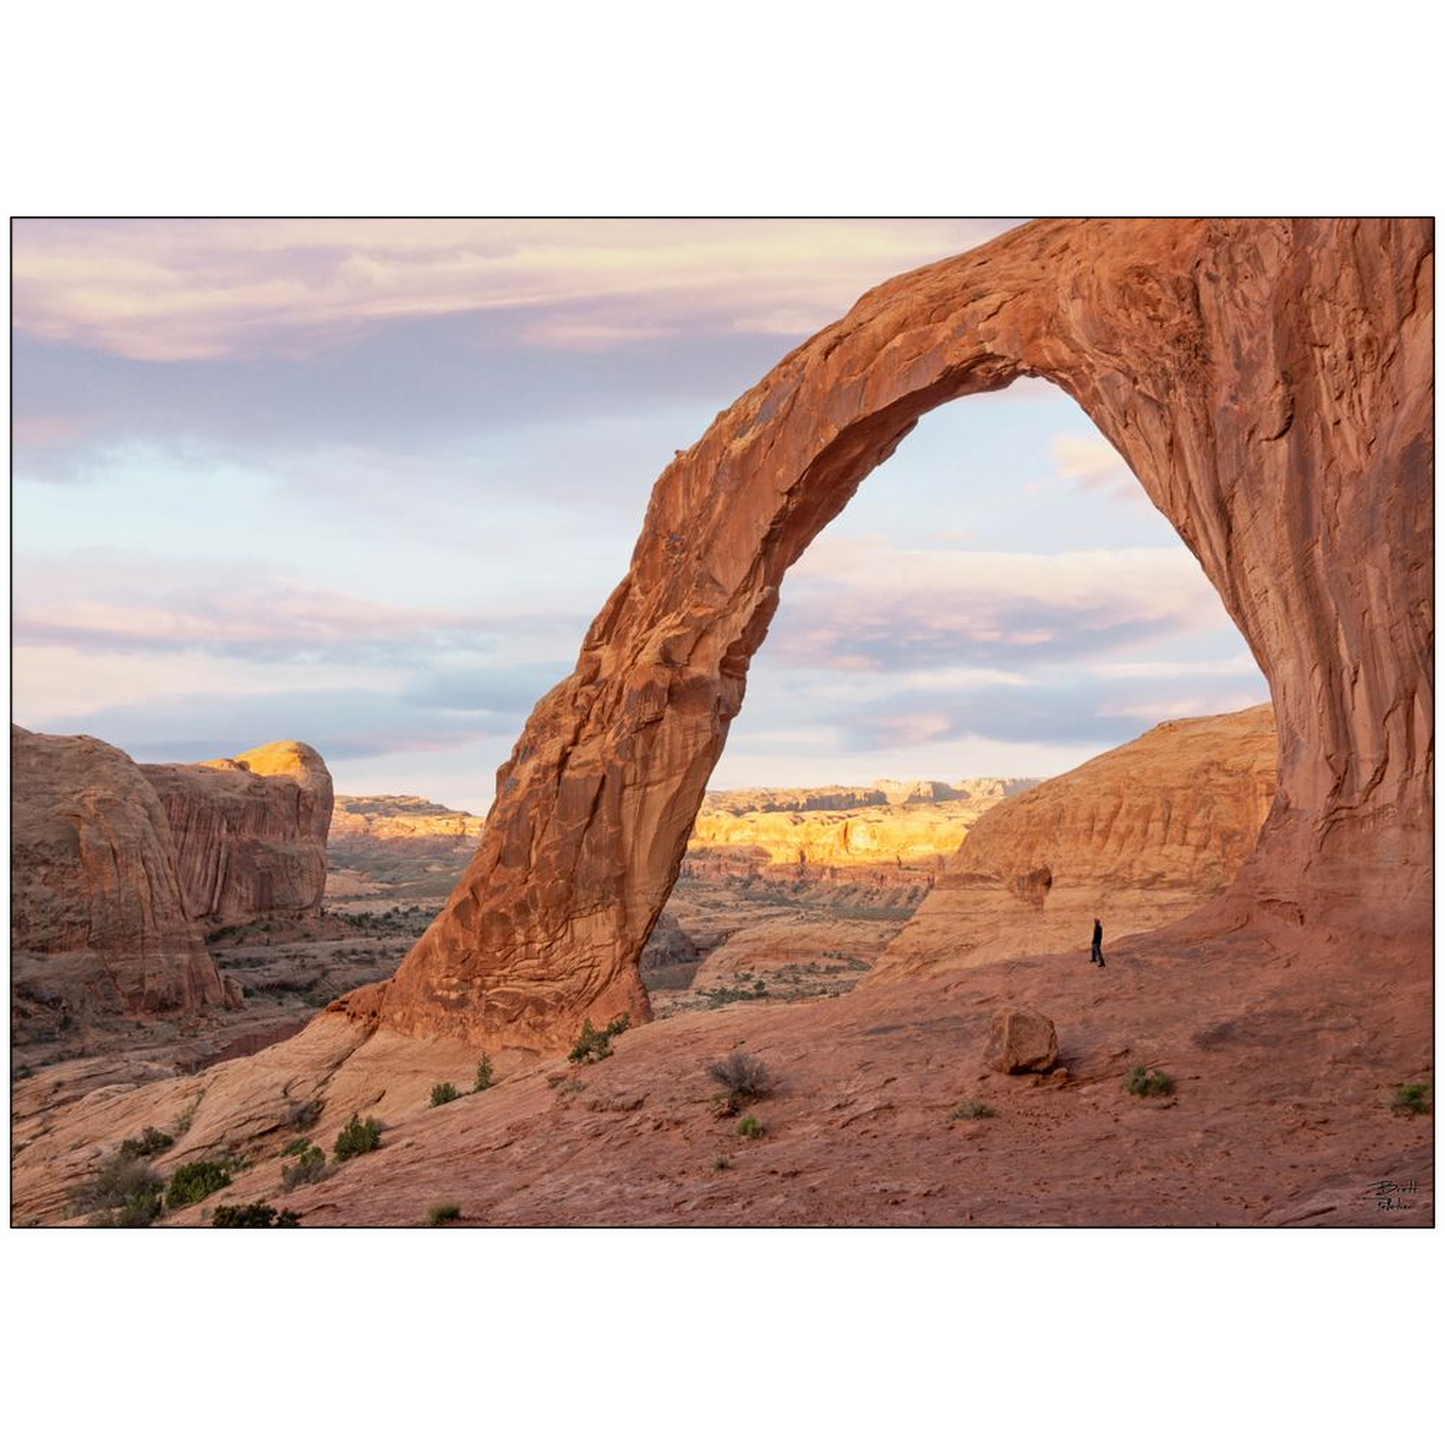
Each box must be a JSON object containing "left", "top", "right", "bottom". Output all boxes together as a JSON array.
[{"left": 984, "top": 1007, "right": 1059, "bottom": 1074}]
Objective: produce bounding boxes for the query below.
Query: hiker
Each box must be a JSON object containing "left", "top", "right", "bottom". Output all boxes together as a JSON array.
[{"left": 1091, "top": 917, "right": 1106, "bottom": 967}]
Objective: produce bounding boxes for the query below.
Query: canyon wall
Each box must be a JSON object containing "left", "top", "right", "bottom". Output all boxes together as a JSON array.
[
  {"left": 10, "top": 726, "right": 225, "bottom": 1017},
  {"left": 340, "top": 217, "right": 1431, "bottom": 1054},
  {"left": 873, "top": 706, "right": 1277, "bottom": 978},
  {"left": 141, "top": 741, "right": 333, "bottom": 934}
]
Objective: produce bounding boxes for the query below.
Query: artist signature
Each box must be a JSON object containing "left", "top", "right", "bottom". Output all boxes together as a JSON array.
[{"left": 1363, "top": 1179, "right": 1422, "bottom": 1212}]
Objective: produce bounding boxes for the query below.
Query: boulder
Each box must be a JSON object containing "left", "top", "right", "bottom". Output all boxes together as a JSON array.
[{"left": 984, "top": 1008, "right": 1060, "bottom": 1075}]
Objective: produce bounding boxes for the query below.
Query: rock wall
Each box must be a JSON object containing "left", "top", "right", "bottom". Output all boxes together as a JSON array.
[
  {"left": 142, "top": 741, "right": 333, "bottom": 934},
  {"left": 10, "top": 726, "right": 225, "bottom": 1016},
  {"left": 873, "top": 706, "right": 1278, "bottom": 978},
  {"left": 344, "top": 218, "right": 1431, "bottom": 1054}
]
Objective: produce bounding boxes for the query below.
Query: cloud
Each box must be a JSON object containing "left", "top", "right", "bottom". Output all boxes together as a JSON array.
[
  {"left": 1035, "top": 432, "right": 1145, "bottom": 506},
  {"left": 12, "top": 218, "right": 1019, "bottom": 362},
  {"left": 771, "top": 537, "right": 1224, "bottom": 672},
  {"left": 12, "top": 553, "right": 583, "bottom": 666}
]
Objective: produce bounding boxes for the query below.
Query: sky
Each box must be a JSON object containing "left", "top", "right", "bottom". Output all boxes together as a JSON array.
[{"left": 11, "top": 219, "right": 1269, "bottom": 814}]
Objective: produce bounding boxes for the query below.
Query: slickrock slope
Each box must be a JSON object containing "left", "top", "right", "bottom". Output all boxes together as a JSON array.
[
  {"left": 13, "top": 919, "right": 1430, "bottom": 1226},
  {"left": 141, "top": 742, "right": 333, "bottom": 934},
  {"left": 876, "top": 707, "right": 1277, "bottom": 978},
  {"left": 10, "top": 726, "right": 224, "bottom": 1017},
  {"left": 357, "top": 217, "right": 1431, "bottom": 1053}
]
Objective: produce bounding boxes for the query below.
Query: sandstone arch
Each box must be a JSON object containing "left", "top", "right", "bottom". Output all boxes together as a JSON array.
[{"left": 341, "top": 218, "right": 1432, "bottom": 1052}]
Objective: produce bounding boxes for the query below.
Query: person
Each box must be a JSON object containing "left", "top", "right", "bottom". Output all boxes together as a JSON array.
[{"left": 1090, "top": 917, "right": 1106, "bottom": 967}]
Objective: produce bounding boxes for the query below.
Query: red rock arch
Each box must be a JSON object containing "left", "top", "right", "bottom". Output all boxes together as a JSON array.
[{"left": 340, "top": 218, "right": 1433, "bottom": 1052}]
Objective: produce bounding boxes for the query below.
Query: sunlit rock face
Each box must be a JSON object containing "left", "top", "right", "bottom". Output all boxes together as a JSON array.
[
  {"left": 10, "top": 725, "right": 224, "bottom": 1016},
  {"left": 335, "top": 218, "right": 1431, "bottom": 1054},
  {"left": 141, "top": 741, "right": 334, "bottom": 933},
  {"left": 872, "top": 706, "right": 1278, "bottom": 979}
]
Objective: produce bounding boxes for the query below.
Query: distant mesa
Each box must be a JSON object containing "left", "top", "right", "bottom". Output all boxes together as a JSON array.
[{"left": 11, "top": 726, "right": 333, "bottom": 1027}]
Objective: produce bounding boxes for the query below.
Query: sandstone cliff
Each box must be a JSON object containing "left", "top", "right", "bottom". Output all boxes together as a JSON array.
[
  {"left": 874, "top": 707, "right": 1277, "bottom": 977},
  {"left": 10, "top": 725, "right": 225, "bottom": 1017},
  {"left": 141, "top": 741, "right": 333, "bottom": 935}
]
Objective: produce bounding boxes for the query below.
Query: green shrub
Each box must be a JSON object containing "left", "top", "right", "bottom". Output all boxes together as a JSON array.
[
  {"left": 212, "top": 1202, "right": 300, "bottom": 1227},
  {"left": 281, "top": 1145, "right": 327, "bottom": 1190},
  {"left": 429, "top": 1082, "right": 462, "bottom": 1108},
  {"left": 425, "top": 1201, "right": 462, "bottom": 1226},
  {"left": 333, "top": 1113, "right": 382, "bottom": 1161},
  {"left": 567, "top": 1014, "right": 630, "bottom": 1065},
  {"left": 1391, "top": 1080, "right": 1433, "bottom": 1115},
  {"left": 1124, "top": 1066, "right": 1175, "bottom": 1098},
  {"left": 280, "top": 1137, "right": 314, "bottom": 1157},
  {"left": 736, "top": 1116, "right": 765, "bottom": 1140},
  {"left": 950, "top": 1100, "right": 997, "bottom": 1120},
  {"left": 474, "top": 1054, "right": 493, "bottom": 1092},
  {"left": 117, "top": 1126, "right": 174, "bottom": 1159},
  {"left": 164, "top": 1159, "right": 233, "bottom": 1210}
]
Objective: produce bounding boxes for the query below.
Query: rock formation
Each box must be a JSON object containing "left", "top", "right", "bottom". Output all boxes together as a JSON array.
[
  {"left": 338, "top": 218, "right": 1431, "bottom": 1055},
  {"left": 686, "top": 780, "right": 1035, "bottom": 871},
  {"left": 330, "top": 795, "right": 486, "bottom": 859},
  {"left": 874, "top": 706, "right": 1278, "bottom": 978},
  {"left": 10, "top": 726, "right": 225, "bottom": 1016},
  {"left": 983, "top": 1007, "right": 1059, "bottom": 1075},
  {"left": 141, "top": 741, "right": 333, "bottom": 934}
]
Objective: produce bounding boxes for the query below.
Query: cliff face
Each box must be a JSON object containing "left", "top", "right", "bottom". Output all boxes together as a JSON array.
[
  {"left": 873, "top": 707, "right": 1277, "bottom": 978},
  {"left": 141, "top": 741, "right": 333, "bottom": 934},
  {"left": 10, "top": 726, "right": 224, "bottom": 1016},
  {"left": 342, "top": 218, "right": 1431, "bottom": 1054}
]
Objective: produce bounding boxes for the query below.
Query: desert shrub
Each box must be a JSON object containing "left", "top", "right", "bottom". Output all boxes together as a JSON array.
[
  {"left": 1124, "top": 1066, "right": 1175, "bottom": 1098},
  {"left": 281, "top": 1145, "right": 327, "bottom": 1190},
  {"left": 285, "top": 1098, "right": 323, "bottom": 1131},
  {"left": 75, "top": 1153, "right": 163, "bottom": 1212},
  {"left": 736, "top": 1116, "right": 765, "bottom": 1140},
  {"left": 1391, "top": 1080, "right": 1433, "bottom": 1115},
  {"left": 333, "top": 1113, "right": 382, "bottom": 1161},
  {"left": 117, "top": 1125, "right": 174, "bottom": 1159},
  {"left": 429, "top": 1082, "right": 462, "bottom": 1108},
  {"left": 474, "top": 1054, "right": 493, "bottom": 1092},
  {"left": 425, "top": 1201, "right": 461, "bottom": 1226},
  {"left": 280, "top": 1137, "right": 314, "bottom": 1157},
  {"left": 164, "top": 1158, "right": 233, "bottom": 1210},
  {"left": 707, "top": 1050, "right": 773, "bottom": 1113},
  {"left": 950, "top": 1100, "right": 997, "bottom": 1120},
  {"left": 212, "top": 1202, "right": 300, "bottom": 1227},
  {"left": 77, "top": 1152, "right": 165, "bottom": 1225},
  {"left": 713, "top": 1156, "right": 732, "bottom": 1171},
  {"left": 567, "top": 1014, "right": 630, "bottom": 1065}
]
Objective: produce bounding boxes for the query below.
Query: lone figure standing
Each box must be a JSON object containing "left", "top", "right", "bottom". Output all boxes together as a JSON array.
[{"left": 1090, "top": 917, "right": 1106, "bottom": 968}]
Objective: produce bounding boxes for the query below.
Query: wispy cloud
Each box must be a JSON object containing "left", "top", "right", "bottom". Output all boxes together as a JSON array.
[
  {"left": 12, "top": 218, "right": 1018, "bottom": 362},
  {"left": 772, "top": 537, "right": 1222, "bottom": 672},
  {"left": 12, "top": 553, "right": 583, "bottom": 666}
]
